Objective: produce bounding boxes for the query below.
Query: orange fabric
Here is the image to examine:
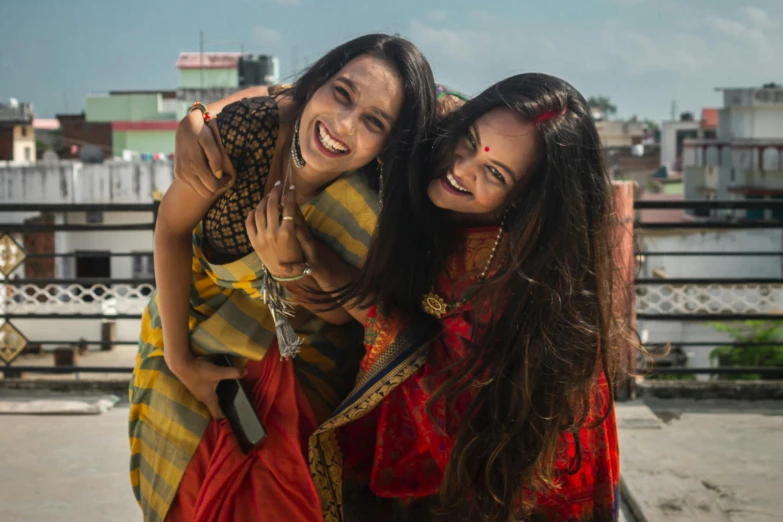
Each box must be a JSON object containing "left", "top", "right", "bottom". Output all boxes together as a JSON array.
[{"left": 167, "top": 343, "right": 323, "bottom": 522}]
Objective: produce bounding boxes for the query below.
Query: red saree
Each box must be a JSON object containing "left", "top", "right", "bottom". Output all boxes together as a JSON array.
[
  {"left": 337, "top": 226, "right": 620, "bottom": 521},
  {"left": 167, "top": 342, "right": 324, "bottom": 522}
]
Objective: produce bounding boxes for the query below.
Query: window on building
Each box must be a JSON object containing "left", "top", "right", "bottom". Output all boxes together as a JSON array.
[
  {"left": 762, "top": 147, "right": 779, "bottom": 171},
  {"left": 676, "top": 129, "right": 698, "bottom": 157},
  {"left": 24, "top": 147, "right": 31, "bottom": 161},
  {"left": 21, "top": 126, "right": 27, "bottom": 137}
]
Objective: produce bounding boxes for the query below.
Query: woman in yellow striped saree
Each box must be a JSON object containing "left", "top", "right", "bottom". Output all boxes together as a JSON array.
[{"left": 129, "top": 34, "right": 436, "bottom": 522}]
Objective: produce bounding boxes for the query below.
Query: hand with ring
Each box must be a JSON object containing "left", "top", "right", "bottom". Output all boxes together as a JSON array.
[{"left": 245, "top": 181, "right": 306, "bottom": 277}]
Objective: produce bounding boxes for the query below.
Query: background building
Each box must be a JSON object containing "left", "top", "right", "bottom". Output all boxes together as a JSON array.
[
  {"left": 175, "top": 52, "right": 279, "bottom": 104},
  {"left": 55, "top": 52, "right": 280, "bottom": 160},
  {"left": 0, "top": 100, "right": 36, "bottom": 163},
  {"left": 683, "top": 83, "right": 783, "bottom": 220},
  {"left": 660, "top": 108, "right": 718, "bottom": 173}
]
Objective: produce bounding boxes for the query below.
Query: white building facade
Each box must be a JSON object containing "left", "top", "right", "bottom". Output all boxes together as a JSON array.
[
  {"left": 683, "top": 85, "right": 783, "bottom": 220},
  {"left": 0, "top": 161, "right": 172, "bottom": 353}
]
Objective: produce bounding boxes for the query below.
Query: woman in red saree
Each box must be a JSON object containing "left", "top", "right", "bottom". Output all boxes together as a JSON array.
[{"left": 293, "top": 74, "right": 626, "bottom": 521}]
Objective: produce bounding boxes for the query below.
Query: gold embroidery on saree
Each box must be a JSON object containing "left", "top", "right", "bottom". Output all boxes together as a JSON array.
[{"left": 309, "top": 346, "right": 429, "bottom": 521}]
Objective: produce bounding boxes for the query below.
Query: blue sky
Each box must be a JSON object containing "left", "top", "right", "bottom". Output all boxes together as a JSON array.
[{"left": 1, "top": 0, "right": 781, "bottom": 120}]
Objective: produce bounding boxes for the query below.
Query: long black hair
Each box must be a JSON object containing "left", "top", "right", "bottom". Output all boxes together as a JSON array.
[
  {"left": 344, "top": 73, "right": 629, "bottom": 521},
  {"left": 279, "top": 33, "right": 437, "bottom": 209}
]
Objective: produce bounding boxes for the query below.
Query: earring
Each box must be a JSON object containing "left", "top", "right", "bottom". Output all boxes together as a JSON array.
[
  {"left": 290, "top": 117, "right": 306, "bottom": 169},
  {"left": 377, "top": 161, "right": 384, "bottom": 208},
  {"left": 498, "top": 206, "right": 512, "bottom": 226}
]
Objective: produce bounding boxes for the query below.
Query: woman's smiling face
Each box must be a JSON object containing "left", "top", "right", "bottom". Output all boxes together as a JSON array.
[
  {"left": 427, "top": 107, "right": 540, "bottom": 220},
  {"left": 296, "top": 54, "right": 404, "bottom": 181}
]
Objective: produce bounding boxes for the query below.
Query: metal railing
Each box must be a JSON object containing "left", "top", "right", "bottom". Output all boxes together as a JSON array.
[
  {"left": 635, "top": 198, "right": 783, "bottom": 379},
  {"left": 0, "top": 203, "right": 157, "bottom": 376},
  {"left": 2, "top": 198, "right": 782, "bottom": 381}
]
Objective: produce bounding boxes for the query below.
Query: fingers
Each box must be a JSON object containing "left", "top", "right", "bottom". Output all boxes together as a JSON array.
[
  {"left": 204, "top": 119, "right": 235, "bottom": 196},
  {"left": 194, "top": 121, "right": 225, "bottom": 193},
  {"left": 203, "top": 394, "right": 225, "bottom": 420},
  {"left": 280, "top": 185, "right": 297, "bottom": 237},
  {"left": 277, "top": 262, "right": 309, "bottom": 276},
  {"left": 211, "top": 363, "right": 246, "bottom": 381},
  {"left": 254, "top": 195, "right": 268, "bottom": 234},
  {"left": 266, "top": 181, "right": 282, "bottom": 233},
  {"left": 294, "top": 226, "right": 319, "bottom": 262},
  {"left": 174, "top": 111, "right": 229, "bottom": 199},
  {"left": 246, "top": 207, "right": 257, "bottom": 238},
  {"left": 187, "top": 174, "right": 218, "bottom": 199},
  {"left": 203, "top": 120, "right": 226, "bottom": 177}
]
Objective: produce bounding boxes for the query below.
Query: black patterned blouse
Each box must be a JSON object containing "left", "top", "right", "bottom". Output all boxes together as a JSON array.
[{"left": 203, "top": 96, "right": 280, "bottom": 259}]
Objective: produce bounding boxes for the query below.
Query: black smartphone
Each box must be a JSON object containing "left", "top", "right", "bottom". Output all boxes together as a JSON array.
[{"left": 211, "top": 354, "right": 267, "bottom": 454}]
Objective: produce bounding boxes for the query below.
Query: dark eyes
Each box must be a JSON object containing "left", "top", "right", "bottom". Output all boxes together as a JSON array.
[
  {"left": 488, "top": 166, "right": 504, "bottom": 183},
  {"left": 335, "top": 86, "right": 350, "bottom": 103},
  {"left": 367, "top": 116, "right": 384, "bottom": 131},
  {"left": 334, "top": 85, "right": 385, "bottom": 132},
  {"left": 466, "top": 130, "right": 505, "bottom": 184},
  {"left": 466, "top": 130, "right": 476, "bottom": 148}
]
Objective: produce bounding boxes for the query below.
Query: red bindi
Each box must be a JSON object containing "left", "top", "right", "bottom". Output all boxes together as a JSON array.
[{"left": 484, "top": 146, "right": 490, "bottom": 152}]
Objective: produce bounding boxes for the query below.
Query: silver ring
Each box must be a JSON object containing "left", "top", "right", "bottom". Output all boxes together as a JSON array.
[{"left": 302, "top": 267, "right": 312, "bottom": 277}]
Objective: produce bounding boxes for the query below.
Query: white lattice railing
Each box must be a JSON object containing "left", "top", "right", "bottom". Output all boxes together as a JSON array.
[
  {"left": 4, "top": 281, "right": 781, "bottom": 317},
  {"left": 636, "top": 283, "right": 783, "bottom": 315},
  {"left": 1, "top": 283, "right": 153, "bottom": 315}
]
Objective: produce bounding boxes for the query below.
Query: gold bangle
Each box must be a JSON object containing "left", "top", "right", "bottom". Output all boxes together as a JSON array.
[{"left": 189, "top": 101, "right": 212, "bottom": 122}]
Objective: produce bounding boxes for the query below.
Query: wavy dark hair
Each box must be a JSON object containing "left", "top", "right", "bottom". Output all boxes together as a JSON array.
[
  {"left": 344, "top": 73, "right": 630, "bottom": 521},
  {"left": 277, "top": 33, "right": 437, "bottom": 209}
]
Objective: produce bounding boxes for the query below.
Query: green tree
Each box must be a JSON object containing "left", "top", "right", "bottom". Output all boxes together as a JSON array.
[
  {"left": 587, "top": 96, "right": 617, "bottom": 119},
  {"left": 643, "top": 119, "right": 661, "bottom": 143},
  {"left": 709, "top": 320, "right": 783, "bottom": 379}
]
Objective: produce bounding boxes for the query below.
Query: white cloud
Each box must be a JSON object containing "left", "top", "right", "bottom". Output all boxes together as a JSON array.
[
  {"left": 600, "top": 30, "right": 703, "bottom": 75},
  {"left": 471, "top": 10, "right": 491, "bottom": 22},
  {"left": 706, "top": 15, "right": 773, "bottom": 63},
  {"left": 427, "top": 11, "right": 448, "bottom": 22},
  {"left": 408, "top": 3, "right": 781, "bottom": 119},
  {"left": 591, "top": 4, "right": 780, "bottom": 78},
  {"left": 253, "top": 26, "right": 283, "bottom": 45},
  {"left": 409, "top": 20, "right": 492, "bottom": 64},
  {"left": 534, "top": 36, "right": 609, "bottom": 73},
  {"left": 742, "top": 6, "right": 776, "bottom": 29}
]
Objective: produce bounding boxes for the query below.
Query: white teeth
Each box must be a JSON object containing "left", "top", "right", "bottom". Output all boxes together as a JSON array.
[
  {"left": 447, "top": 172, "right": 471, "bottom": 194},
  {"left": 317, "top": 123, "right": 348, "bottom": 153}
]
